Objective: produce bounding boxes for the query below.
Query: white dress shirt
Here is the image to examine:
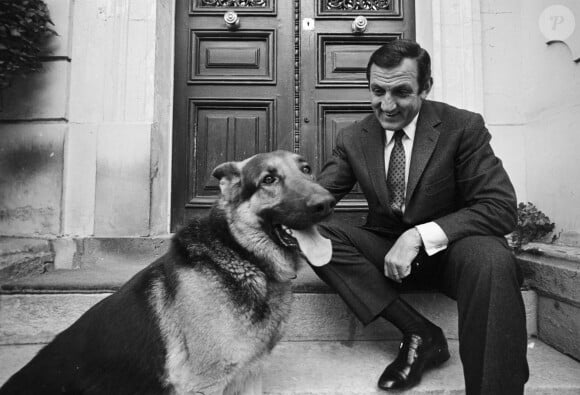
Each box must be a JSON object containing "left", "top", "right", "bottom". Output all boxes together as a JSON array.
[{"left": 384, "top": 114, "right": 449, "bottom": 256}]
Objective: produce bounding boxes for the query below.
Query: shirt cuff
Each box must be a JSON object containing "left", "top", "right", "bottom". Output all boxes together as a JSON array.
[{"left": 415, "top": 222, "right": 449, "bottom": 256}]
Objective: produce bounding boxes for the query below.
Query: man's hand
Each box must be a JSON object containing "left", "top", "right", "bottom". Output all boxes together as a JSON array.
[{"left": 384, "top": 228, "right": 423, "bottom": 283}]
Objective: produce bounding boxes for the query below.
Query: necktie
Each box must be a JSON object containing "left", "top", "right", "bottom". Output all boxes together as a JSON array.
[{"left": 387, "top": 130, "right": 406, "bottom": 215}]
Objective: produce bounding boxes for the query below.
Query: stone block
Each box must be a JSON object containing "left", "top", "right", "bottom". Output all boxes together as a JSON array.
[
  {"left": 52, "top": 238, "right": 77, "bottom": 270},
  {"left": 0, "top": 290, "right": 537, "bottom": 345},
  {"left": 481, "top": 1, "right": 526, "bottom": 125},
  {"left": 0, "top": 237, "right": 54, "bottom": 280},
  {"left": 77, "top": 236, "right": 171, "bottom": 267},
  {"left": 2, "top": 340, "right": 580, "bottom": 394},
  {"left": 124, "top": 18, "right": 156, "bottom": 121},
  {"left": 287, "top": 289, "right": 536, "bottom": 342},
  {"left": 538, "top": 296, "right": 580, "bottom": 361},
  {"left": 0, "top": 238, "right": 52, "bottom": 256},
  {"left": 518, "top": 253, "right": 580, "bottom": 304},
  {"left": 43, "top": 0, "right": 73, "bottom": 58},
  {"left": 68, "top": 0, "right": 157, "bottom": 123},
  {"left": 0, "top": 253, "right": 53, "bottom": 282},
  {"left": 0, "top": 293, "right": 109, "bottom": 345},
  {"left": 93, "top": 123, "right": 152, "bottom": 236},
  {"left": 0, "top": 124, "right": 66, "bottom": 236},
  {"left": 285, "top": 293, "right": 459, "bottom": 341},
  {"left": 523, "top": 116, "right": 580, "bottom": 236},
  {"left": 558, "top": 231, "right": 580, "bottom": 248},
  {"left": 488, "top": 125, "right": 527, "bottom": 202},
  {"left": 0, "top": 61, "right": 69, "bottom": 121},
  {"left": 62, "top": 123, "right": 98, "bottom": 236},
  {"left": 0, "top": 344, "right": 44, "bottom": 385}
]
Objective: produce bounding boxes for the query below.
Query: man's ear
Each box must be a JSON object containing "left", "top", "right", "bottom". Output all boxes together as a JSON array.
[
  {"left": 420, "top": 77, "right": 433, "bottom": 99},
  {"left": 212, "top": 161, "right": 242, "bottom": 200}
]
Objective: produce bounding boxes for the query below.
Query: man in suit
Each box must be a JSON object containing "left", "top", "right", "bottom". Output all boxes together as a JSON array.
[{"left": 312, "top": 39, "right": 529, "bottom": 394}]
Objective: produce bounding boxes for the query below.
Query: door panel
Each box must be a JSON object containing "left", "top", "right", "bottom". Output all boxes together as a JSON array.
[
  {"left": 173, "top": 0, "right": 415, "bottom": 229},
  {"left": 190, "top": 99, "right": 275, "bottom": 206},
  {"left": 318, "top": 102, "right": 373, "bottom": 165},
  {"left": 191, "top": 30, "right": 276, "bottom": 83},
  {"left": 173, "top": 0, "right": 294, "bottom": 228},
  {"left": 318, "top": 35, "right": 401, "bottom": 86}
]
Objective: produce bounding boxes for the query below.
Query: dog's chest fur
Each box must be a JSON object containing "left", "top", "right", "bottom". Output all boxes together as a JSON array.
[{"left": 151, "top": 214, "right": 294, "bottom": 394}]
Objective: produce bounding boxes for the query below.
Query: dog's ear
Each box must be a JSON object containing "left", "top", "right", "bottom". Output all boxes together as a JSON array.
[
  {"left": 212, "top": 161, "right": 240, "bottom": 181},
  {"left": 212, "top": 161, "right": 242, "bottom": 199}
]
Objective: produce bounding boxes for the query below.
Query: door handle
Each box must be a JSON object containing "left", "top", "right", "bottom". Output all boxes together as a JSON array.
[
  {"left": 224, "top": 11, "right": 240, "bottom": 30},
  {"left": 352, "top": 15, "right": 367, "bottom": 34}
]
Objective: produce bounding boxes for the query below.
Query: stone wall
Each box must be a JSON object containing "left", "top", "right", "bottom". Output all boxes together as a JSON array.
[
  {"left": 518, "top": 246, "right": 580, "bottom": 360},
  {"left": 0, "top": 0, "right": 169, "bottom": 238},
  {"left": 481, "top": 0, "right": 580, "bottom": 246},
  {"left": 0, "top": 0, "right": 72, "bottom": 237}
]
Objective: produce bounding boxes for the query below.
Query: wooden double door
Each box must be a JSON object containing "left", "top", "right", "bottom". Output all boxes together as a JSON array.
[{"left": 172, "top": 0, "right": 415, "bottom": 229}]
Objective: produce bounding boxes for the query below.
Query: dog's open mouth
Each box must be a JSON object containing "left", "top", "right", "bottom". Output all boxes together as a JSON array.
[{"left": 274, "top": 225, "right": 332, "bottom": 267}]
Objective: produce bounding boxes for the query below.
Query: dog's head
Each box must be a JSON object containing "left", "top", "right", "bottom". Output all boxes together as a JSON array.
[{"left": 212, "top": 150, "right": 335, "bottom": 280}]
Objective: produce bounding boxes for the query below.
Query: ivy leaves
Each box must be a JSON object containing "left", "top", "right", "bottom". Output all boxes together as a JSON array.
[
  {"left": 0, "top": 0, "right": 57, "bottom": 89},
  {"left": 510, "top": 202, "right": 556, "bottom": 252}
]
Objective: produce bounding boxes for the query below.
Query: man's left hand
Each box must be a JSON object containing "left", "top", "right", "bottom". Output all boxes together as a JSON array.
[{"left": 384, "top": 228, "right": 423, "bottom": 283}]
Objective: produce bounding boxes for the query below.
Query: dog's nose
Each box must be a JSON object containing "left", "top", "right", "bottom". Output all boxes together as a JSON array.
[{"left": 308, "top": 193, "right": 335, "bottom": 217}]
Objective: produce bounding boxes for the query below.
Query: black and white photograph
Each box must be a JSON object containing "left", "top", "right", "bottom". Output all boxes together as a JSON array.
[{"left": 1, "top": 0, "right": 579, "bottom": 394}]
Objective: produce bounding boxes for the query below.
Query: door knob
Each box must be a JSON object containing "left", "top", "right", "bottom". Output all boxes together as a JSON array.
[
  {"left": 224, "top": 11, "right": 240, "bottom": 30},
  {"left": 352, "top": 15, "right": 368, "bottom": 34}
]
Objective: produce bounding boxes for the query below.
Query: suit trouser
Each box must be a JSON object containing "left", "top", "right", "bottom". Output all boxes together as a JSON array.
[{"left": 311, "top": 219, "right": 529, "bottom": 395}]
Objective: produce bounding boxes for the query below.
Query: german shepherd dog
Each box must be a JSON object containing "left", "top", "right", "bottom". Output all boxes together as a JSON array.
[{"left": 1, "top": 150, "right": 335, "bottom": 395}]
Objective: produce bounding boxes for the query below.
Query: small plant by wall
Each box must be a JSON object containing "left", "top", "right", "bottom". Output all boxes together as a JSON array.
[
  {"left": 0, "top": 0, "right": 56, "bottom": 89},
  {"left": 509, "top": 202, "right": 556, "bottom": 252}
]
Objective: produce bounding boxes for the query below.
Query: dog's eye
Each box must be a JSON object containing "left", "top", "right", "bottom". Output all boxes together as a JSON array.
[
  {"left": 301, "top": 166, "right": 312, "bottom": 175},
  {"left": 262, "top": 175, "right": 277, "bottom": 185}
]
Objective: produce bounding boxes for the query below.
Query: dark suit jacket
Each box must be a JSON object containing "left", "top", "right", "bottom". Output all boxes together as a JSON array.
[{"left": 317, "top": 99, "right": 517, "bottom": 244}]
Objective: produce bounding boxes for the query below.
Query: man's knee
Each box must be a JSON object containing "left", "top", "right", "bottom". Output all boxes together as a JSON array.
[
  {"left": 317, "top": 220, "right": 394, "bottom": 269},
  {"left": 318, "top": 220, "right": 350, "bottom": 244},
  {"left": 318, "top": 219, "right": 370, "bottom": 247},
  {"left": 446, "top": 235, "right": 521, "bottom": 285}
]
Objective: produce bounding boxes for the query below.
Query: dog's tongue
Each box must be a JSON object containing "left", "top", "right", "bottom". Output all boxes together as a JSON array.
[{"left": 291, "top": 225, "right": 332, "bottom": 267}]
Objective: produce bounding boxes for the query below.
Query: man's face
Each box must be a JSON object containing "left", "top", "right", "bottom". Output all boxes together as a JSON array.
[{"left": 368, "top": 58, "right": 430, "bottom": 131}]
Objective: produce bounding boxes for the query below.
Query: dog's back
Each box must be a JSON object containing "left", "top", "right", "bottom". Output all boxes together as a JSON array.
[{"left": 0, "top": 256, "right": 173, "bottom": 394}]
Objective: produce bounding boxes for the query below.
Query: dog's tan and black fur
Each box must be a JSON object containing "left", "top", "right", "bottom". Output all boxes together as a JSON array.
[{"left": 0, "top": 150, "right": 334, "bottom": 395}]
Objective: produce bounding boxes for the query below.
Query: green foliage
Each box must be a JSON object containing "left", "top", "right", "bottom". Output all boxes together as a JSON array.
[
  {"left": 510, "top": 202, "right": 556, "bottom": 252},
  {"left": 0, "top": 0, "right": 57, "bottom": 89}
]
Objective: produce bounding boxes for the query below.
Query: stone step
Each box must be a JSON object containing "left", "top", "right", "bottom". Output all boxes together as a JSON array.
[
  {"left": 1, "top": 339, "right": 579, "bottom": 394},
  {"left": 0, "top": 254, "right": 328, "bottom": 293},
  {"left": 0, "top": 289, "right": 538, "bottom": 345},
  {"left": 0, "top": 237, "right": 54, "bottom": 281},
  {"left": 518, "top": 246, "right": 580, "bottom": 360},
  {"left": 0, "top": 244, "right": 538, "bottom": 344}
]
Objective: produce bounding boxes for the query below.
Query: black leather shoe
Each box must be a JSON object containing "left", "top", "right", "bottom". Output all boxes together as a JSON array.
[{"left": 378, "top": 327, "right": 450, "bottom": 391}]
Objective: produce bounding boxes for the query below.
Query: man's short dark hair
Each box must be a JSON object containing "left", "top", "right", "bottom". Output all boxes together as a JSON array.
[{"left": 366, "top": 39, "right": 432, "bottom": 93}]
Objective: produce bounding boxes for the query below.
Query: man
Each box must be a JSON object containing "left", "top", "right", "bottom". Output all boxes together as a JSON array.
[{"left": 312, "top": 40, "right": 529, "bottom": 394}]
